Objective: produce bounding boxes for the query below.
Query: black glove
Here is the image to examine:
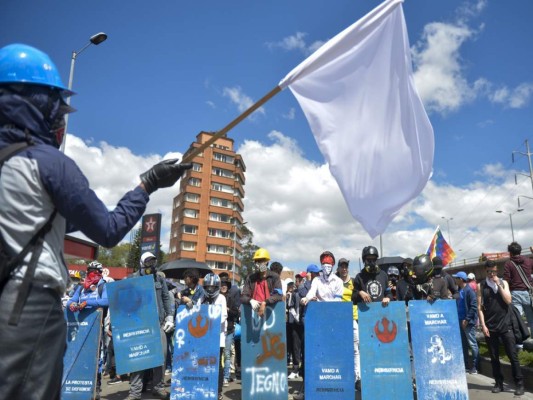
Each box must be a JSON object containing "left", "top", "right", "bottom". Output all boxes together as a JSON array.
[{"left": 140, "top": 159, "right": 192, "bottom": 194}]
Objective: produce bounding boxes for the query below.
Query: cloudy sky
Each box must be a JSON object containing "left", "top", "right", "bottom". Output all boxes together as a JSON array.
[{"left": 3, "top": 0, "right": 533, "bottom": 272}]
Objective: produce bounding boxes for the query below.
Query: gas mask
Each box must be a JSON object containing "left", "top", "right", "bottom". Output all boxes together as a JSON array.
[
  {"left": 322, "top": 263, "right": 333, "bottom": 277},
  {"left": 255, "top": 261, "right": 269, "bottom": 273},
  {"left": 140, "top": 257, "right": 157, "bottom": 276},
  {"left": 364, "top": 259, "right": 379, "bottom": 274}
]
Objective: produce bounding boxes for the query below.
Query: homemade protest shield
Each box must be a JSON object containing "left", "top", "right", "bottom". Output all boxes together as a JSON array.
[
  {"left": 305, "top": 302, "right": 354, "bottom": 399},
  {"left": 107, "top": 275, "right": 164, "bottom": 375},
  {"left": 358, "top": 301, "right": 413, "bottom": 400},
  {"left": 62, "top": 308, "right": 102, "bottom": 399},
  {"left": 171, "top": 304, "right": 221, "bottom": 399},
  {"left": 409, "top": 300, "right": 468, "bottom": 400},
  {"left": 241, "top": 302, "right": 287, "bottom": 400}
]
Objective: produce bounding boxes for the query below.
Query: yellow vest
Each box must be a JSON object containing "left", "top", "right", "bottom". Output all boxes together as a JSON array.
[{"left": 341, "top": 278, "right": 358, "bottom": 320}]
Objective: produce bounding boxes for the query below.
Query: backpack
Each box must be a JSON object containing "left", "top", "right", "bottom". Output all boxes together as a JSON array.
[
  {"left": 431, "top": 275, "right": 449, "bottom": 299},
  {"left": 0, "top": 142, "right": 57, "bottom": 325}
]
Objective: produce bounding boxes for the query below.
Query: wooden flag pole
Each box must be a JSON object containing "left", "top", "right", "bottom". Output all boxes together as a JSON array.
[{"left": 182, "top": 85, "right": 282, "bottom": 163}]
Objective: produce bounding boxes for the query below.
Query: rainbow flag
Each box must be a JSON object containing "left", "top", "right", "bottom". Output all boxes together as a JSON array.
[{"left": 426, "top": 226, "right": 456, "bottom": 267}]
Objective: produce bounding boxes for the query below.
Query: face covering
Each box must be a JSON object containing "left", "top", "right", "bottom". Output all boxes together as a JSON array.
[
  {"left": 322, "top": 263, "right": 333, "bottom": 277},
  {"left": 255, "top": 261, "right": 268, "bottom": 273},
  {"left": 364, "top": 259, "right": 379, "bottom": 274},
  {"left": 84, "top": 271, "right": 102, "bottom": 289}
]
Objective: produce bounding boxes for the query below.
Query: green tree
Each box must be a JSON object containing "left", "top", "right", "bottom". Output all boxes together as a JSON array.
[
  {"left": 237, "top": 223, "right": 258, "bottom": 280},
  {"left": 127, "top": 228, "right": 142, "bottom": 271},
  {"left": 97, "top": 243, "right": 131, "bottom": 267}
]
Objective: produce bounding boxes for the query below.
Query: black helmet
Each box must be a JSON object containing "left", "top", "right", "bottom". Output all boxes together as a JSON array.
[
  {"left": 412, "top": 254, "right": 433, "bottom": 284},
  {"left": 362, "top": 246, "right": 379, "bottom": 262}
]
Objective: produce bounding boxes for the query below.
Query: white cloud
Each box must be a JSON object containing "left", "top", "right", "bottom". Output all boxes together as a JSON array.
[
  {"left": 266, "top": 32, "right": 325, "bottom": 56},
  {"left": 489, "top": 83, "right": 533, "bottom": 109},
  {"left": 206, "top": 100, "right": 216, "bottom": 109},
  {"left": 222, "top": 86, "right": 265, "bottom": 118},
  {"left": 66, "top": 130, "right": 533, "bottom": 272},
  {"left": 282, "top": 107, "right": 296, "bottom": 120}
]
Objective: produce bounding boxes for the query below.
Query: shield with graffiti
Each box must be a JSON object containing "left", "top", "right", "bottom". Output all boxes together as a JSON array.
[
  {"left": 358, "top": 301, "right": 413, "bottom": 399},
  {"left": 241, "top": 302, "right": 288, "bottom": 400},
  {"left": 409, "top": 300, "right": 468, "bottom": 400},
  {"left": 62, "top": 308, "right": 102, "bottom": 399},
  {"left": 171, "top": 304, "right": 221, "bottom": 398},
  {"left": 107, "top": 275, "right": 164, "bottom": 375},
  {"left": 305, "top": 302, "right": 354, "bottom": 399}
]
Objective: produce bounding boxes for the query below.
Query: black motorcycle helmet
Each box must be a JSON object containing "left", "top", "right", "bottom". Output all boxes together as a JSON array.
[
  {"left": 362, "top": 246, "right": 379, "bottom": 262},
  {"left": 412, "top": 254, "right": 434, "bottom": 284}
]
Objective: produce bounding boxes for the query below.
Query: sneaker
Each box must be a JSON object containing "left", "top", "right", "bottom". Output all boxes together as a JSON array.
[
  {"left": 223, "top": 379, "right": 229, "bottom": 387},
  {"left": 515, "top": 385, "right": 525, "bottom": 396},
  {"left": 152, "top": 387, "right": 170, "bottom": 399},
  {"left": 108, "top": 376, "right": 123, "bottom": 385},
  {"left": 491, "top": 383, "right": 503, "bottom": 393},
  {"left": 293, "top": 392, "right": 305, "bottom": 400},
  {"left": 355, "top": 379, "right": 361, "bottom": 392},
  {"left": 469, "top": 369, "right": 478, "bottom": 375},
  {"left": 288, "top": 372, "right": 299, "bottom": 379}
]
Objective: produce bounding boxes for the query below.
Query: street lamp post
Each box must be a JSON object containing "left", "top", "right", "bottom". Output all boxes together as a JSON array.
[
  {"left": 441, "top": 216, "right": 453, "bottom": 246},
  {"left": 61, "top": 32, "right": 108, "bottom": 153},
  {"left": 496, "top": 209, "right": 524, "bottom": 242}
]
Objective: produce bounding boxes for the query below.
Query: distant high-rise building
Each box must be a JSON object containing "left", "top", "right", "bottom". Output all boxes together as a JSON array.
[{"left": 168, "top": 132, "right": 246, "bottom": 281}]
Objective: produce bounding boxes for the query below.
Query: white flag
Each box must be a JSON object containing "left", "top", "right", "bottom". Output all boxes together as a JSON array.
[{"left": 279, "top": 0, "right": 434, "bottom": 238}]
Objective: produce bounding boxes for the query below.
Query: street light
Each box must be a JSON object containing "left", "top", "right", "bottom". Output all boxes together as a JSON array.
[
  {"left": 60, "top": 32, "right": 108, "bottom": 153},
  {"left": 441, "top": 216, "right": 453, "bottom": 246},
  {"left": 496, "top": 209, "right": 524, "bottom": 242}
]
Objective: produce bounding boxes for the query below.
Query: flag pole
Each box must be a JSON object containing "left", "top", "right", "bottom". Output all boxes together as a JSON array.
[{"left": 182, "top": 85, "right": 282, "bottom": 163}]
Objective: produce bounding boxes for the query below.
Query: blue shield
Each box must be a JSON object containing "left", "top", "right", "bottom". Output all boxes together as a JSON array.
[
  {"left": 62, "top": 308, "right": 102, "bottom": 399},
  {"left": 171, "top": 304, "right": 221, "bottom": 399},
  {"left": 305, "top": 302, "right": 354, "bottom": 398},
  {"left": 107, "top": 275, "right": 164, "bottom": 375},
  {"left": 358, "top": 301, "right": 413, "bottom": 400},
  {"left": 409, "top": 300, "right": 468, "bottom": 400},
  {"left": 241, "top": 302, "right": 288, "bottom": 400}
]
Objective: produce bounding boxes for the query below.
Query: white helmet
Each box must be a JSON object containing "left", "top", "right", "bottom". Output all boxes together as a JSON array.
[{"left": 140, "top": 252, "right": 157, "bottom": 275}]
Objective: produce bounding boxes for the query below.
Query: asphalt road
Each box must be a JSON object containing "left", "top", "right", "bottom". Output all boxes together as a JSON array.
[{"left": 99, "top": 371, "right": 533, "bottom": 399}]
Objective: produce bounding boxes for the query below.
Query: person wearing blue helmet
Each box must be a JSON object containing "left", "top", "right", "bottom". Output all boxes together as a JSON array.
[{"left": 0, "top": 43, "right": 191, "bottom": 400}]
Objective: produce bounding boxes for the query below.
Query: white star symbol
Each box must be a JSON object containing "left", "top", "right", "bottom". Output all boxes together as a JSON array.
[{"left": 145, "top": 217, "right": 156, "bottom": 232}]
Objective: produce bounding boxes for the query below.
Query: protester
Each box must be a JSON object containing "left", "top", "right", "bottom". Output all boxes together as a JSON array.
[
  {"left": 387, "top": 266, "right": 400, "bottom": 301},
  {"left": 295, "top": 253, "right": 344, "bottom": 400},
  {"left": 220, "top": 276, "right": 239, "bottom": 386},
  {"left": 336, "top": 258, "right": 361, "bottom": 391},
  {"left": 503, "top": 241, "right": 533, "bottom": 348},
  {"left": 0, "top": 43, "right": 191, "bottom": 400},
  {"left": 285, "top": 278, "right": 302, "bottom": 380},
  {"left": 125, "top": 252, "right": 174, "bottom": 400},
  {"left": 453, "top": 271, "right": 479, "bottom": 375},
  {"left": 396, "top": 258, "right": 413, "bottom": 302},
  {"left": 467, "top": 273, "right": 478, "bottom": 292},
  {"left": 295, "top": 272, "right": 305, "bottom": 291},
  {"left": 478, "top": 260, "right": 524, "bottom": 395},
  {"left": 270, "top": 261, "right": 286, "bottom": 297},
  {"left": 354, "top": 246, "right": 392, "bottom": 305},
  {"left": 241, "top": 248, "right": 283, "bottom": 316},
  {"left": 431, "top": 256, "right": 457, "bottom": 298},
  {"left": 177, "top": 268, "right": 206, "bottom": 308},
  {"left": 203, "top": 273, "right": 228, "bottom": 400}
]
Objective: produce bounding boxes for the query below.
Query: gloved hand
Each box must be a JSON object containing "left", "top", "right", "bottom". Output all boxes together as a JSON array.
[
  {"left": 140, "top": 159, "right": 193, "bottom": 194},
  {"left": 69, "top": 302, "right": 79, "bottom": 312},
  {"left": 78, "top": 301, "right": 87, "bottom": 310},
  {"left": 163, "top": 316, "right": 175, "bottom": 333},
  {"left": 250, "top": 299, "right": 260, "bottom": 311}
]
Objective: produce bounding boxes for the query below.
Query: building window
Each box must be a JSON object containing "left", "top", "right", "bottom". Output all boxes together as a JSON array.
[
  {"left": 192, "top": 163, "right": 202, "bottom": 172},
  {"left": 213, "top": 152, "right": 234, "bottom": 164},
  {"left": 181, "top": 241, "right": 196, "bottom": 251},
  {"left": 182, "top": 225, "right": 197, "bottom": 234},
  {"left": 207, "top": 244, "right": 230, "bottom": 254},
  {"left": 188, "top": 177, "right": 201, "bottom": 187},
  {"left": 184, "top": 193, "right": 200, "bottom": 203},
  {"left": 208, "top": 228, "right": 231, "bottom": 238},
  {"left": 207, "top": 261, "right": 230, "bottom": 270},
  {"left": 183, "top": 209, "right": 199, "bottom": 218},
  {"left": 209, "top": 212, "right": 232, "bottom": 223},
  {"left": 210, "top": 197, "right": 232, "bottom": 208},
  {"left": 212, "top": 167, "right": 234, "bottom": 178},
  {"left": 211, "top": 182, "right": 233, "bottom": 193}
]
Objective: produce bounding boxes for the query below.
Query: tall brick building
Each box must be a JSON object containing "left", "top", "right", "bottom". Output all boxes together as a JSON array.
[{"left": 168, "top": 132, "right": 245, "bottom": 281}]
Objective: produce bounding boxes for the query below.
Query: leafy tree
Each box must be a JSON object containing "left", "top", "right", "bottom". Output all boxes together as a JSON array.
[
  {"left": 237, "top": 223, "right": 258, "bottom": 280},
  {"left": 97, "top": 243, "right": 131, "bottom": 267},
  {"left": 127, "top": 228, "right": 142, "bottom": 271}
]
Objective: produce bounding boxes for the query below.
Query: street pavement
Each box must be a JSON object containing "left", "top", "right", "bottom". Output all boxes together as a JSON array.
[{"left": 99, "top": 371, "right": 533, "bottom": 399}]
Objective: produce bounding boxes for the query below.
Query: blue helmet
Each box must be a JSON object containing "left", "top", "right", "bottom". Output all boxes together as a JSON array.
[{"left": 0, "top": 44, "right": 73, "bottom": 96}]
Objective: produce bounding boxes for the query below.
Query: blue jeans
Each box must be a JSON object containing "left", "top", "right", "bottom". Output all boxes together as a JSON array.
[
  {"left": 511, "top": 290, "right": 533, "bottom": 333},
  {"left": 460, "top": 323, "right": 479, "bottom": 371},
  {"left": 223, "top": 331, "right": 234, "bottom": 380}
]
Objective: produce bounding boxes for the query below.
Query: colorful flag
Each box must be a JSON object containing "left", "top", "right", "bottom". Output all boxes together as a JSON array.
[
  {"left": 426, "top": 226, "right": 456, "bottom": 267},
  {"left": 279, "top": 0, "right": 434, "bottom": 238}
]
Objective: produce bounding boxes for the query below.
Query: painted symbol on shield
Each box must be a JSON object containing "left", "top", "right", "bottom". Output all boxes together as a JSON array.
[
  {"left": 188, "top": 314, "right": 209, "bottom": 338},
  {"left": 374, "top": 317, "right": 397, "bottom": 343}
]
